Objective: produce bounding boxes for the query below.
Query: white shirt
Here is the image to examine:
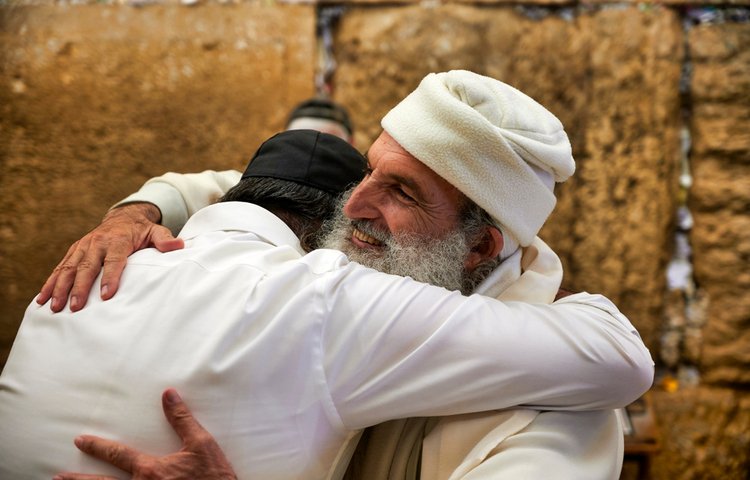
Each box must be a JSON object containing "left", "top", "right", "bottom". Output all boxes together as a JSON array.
[
  {"left": 344, "top": 238, "right": 632, "bottom": 480},
  {"left": 0, "top": 202, "right": 652, "bottom": 479},
  {"left": 418, "top": 238, "right": 629, "bottom": 480},
  {"left": 420, "top": 409, "right": 625, "bottom": 480}
]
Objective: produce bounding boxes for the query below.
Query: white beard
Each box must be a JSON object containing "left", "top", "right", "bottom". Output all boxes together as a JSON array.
[{"left": 320, "top": 200, "right": 472, "bottom": 293}]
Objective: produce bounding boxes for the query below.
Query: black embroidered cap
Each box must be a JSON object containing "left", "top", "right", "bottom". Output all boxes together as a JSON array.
[{"left": 241, "top": 130, "right": 366, "bottom": 195}]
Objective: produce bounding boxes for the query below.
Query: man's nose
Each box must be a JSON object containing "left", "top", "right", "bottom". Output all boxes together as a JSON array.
[{"left": 343, "top": 179, "right": 379, "bottom": 220}]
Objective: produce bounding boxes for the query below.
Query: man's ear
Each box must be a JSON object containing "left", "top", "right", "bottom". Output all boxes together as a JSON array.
[{"left": 465, "top": 226, "right": 504, "bottom": 272}]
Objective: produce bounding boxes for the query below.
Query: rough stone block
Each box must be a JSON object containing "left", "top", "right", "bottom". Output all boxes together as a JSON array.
[
  {"left": 691, "top": 157, "right": 750, "bottom": 212},
  {"left": 691, "top": 104, "right": 750, "bottom": 161},
  {"left": 0, "top": 3, "right": 316, "bottom": 367},
  {"left": 687, "top": 21, "right": 750, "bottom": 388},
  {"left": 333, "top": 5, "right": 488, "bottom": 148},
  {"left": 651, "top": 387, "right": 750, "bottom": 480}
]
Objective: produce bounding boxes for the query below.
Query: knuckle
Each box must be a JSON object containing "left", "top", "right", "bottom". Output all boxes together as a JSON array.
[
  {"left": 191, "top": 430, "right": 215, "bottom": 449},
  {"left": 102, "top": 255, "right": 127, "bottom": 265},
  {"left": 65, "top": 240, "right": 82, "bottom": 254},
  {"left": 88, "top": 229, "right": 112, "bottom": 242},
  {"left": 75, "top": 259, "right": 97, "bottom": 272},
  {"left": 57, "top": 262, "right": 78, "bottom": 273},
  {"left": 172, "top": 406, "right": 192, "bottom": 421},
  {"left": 105, "top": 444, "right": 127, "bottom": 464},
  {"left": 134, "top": 462, "right": 157, "bottom": 479}
]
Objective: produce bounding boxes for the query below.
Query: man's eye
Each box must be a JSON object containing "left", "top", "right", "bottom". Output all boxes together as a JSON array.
[{"left": 395, "top": 187, "right": 415, "bottom": 202}]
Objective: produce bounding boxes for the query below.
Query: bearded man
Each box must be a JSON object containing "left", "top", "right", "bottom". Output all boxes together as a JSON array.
[{"left": 32, "top": 71, "right": 652, "bottom": 479}]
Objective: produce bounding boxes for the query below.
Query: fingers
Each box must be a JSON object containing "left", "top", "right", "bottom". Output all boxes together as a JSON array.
[
  {"left": 96, "top": 225, "right": 181, "bottom": 302},
  {"left": 155, "top": 236, "right": 185, "bottom": 253},
  {"left": 160, "top": 389, "right": 236, "bottom": 476},
  {"left": 39, "top": 242, "right": 85, "bottom": 312},
  {"left": 53, "top": 473, "right": 119, "bottom": 480},
  {"left": 72, "top": 435, "right": 141, "bottom": 474},
  {"left": 37, "top": 235, "right": 105, "bottom": 312},
  {"left": 37, "top": 203, "right": 166, "bottom": 313},
  {"left": 37, "top": 256, "right": 63, "bottom": 306},
  {"left": 56, "top": 239, "right": 108, "bottom": 312},
  {"left": 161, "top": 389, "right": 210, "bottom": 446},
  {"left": 79, "top": 238, "right": 132, "bottom": 304},
  {"left": 150, "top": 225, "right": 184, "bottom": 253},
  {"left": 37, "top": 269, "right": 61, "bottom": 308},
  {"left": 98, "top": 255, "right": 128, "bottom": 301},
  {"left": 67, "top": 260, "right": 101, "bottom": 312},
  {"left": 63, "top": 392, "right": 235, "bottom": 480}
]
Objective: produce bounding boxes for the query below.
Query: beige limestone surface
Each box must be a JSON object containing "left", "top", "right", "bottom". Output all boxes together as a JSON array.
[
  {"left": 689, "top": 22, "right": 750, "bottom": 387},
  {"left": 0, "top": 2, "right": 316, "bottom": 365}
]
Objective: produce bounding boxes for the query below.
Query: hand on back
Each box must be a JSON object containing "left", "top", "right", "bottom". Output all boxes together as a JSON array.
[
  {"left": 53, "top": 389, "right": 237, "bottom": 480},
  {"left": 37, "top": 203, "right": 184, "bottom": 312}
]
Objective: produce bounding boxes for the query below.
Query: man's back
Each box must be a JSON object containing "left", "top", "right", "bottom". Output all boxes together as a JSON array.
[{"left": 0, "top": 202, "right": 362, "bottom": 479}]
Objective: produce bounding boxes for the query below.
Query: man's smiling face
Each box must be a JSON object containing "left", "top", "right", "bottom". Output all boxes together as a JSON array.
[
  {"left": 343, "top": 130, "right": 466, "bottom": 246},
  {"left": 319, "top": 131, "right": 496, "bottom": 293}
]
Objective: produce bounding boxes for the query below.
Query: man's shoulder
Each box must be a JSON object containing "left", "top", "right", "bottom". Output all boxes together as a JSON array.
[
  {"left": 553, "top": 291, "right": 616, "bottom": 310},
  {"left": 181, "top": 203, "right": 297, "bottom": 240},
  {"left": 552, "top": 292, "right": 634, "bottom": 328},
  {"left": 299, "top": 249, "right": 414, "bottom": 290},
  {"left": 300, "top": 248, "right": 351, "bottom": 274}
]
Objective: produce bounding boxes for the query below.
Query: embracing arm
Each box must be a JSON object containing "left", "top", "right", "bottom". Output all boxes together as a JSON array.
[
  {"left": 323, "top": 267, "right": 654, "bottom": 427},
  {"left": 37, "top": 170, "right": 240, "bottom": 312},
  {"left": 116, "top": 170, "right": 241, "bottom": 235}
]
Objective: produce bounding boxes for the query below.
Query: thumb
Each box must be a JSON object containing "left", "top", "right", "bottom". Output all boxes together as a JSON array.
[
  {"left": 149, "top": 226, "right": 185, "bottom": 253},
  {"left": 161, "top": 389, "right": 208, "bottom": 444}
]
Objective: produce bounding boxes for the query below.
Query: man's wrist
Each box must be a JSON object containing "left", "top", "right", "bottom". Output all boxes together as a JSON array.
[{"left": 108, "top": 202, "right": 163, "bottom": 225}]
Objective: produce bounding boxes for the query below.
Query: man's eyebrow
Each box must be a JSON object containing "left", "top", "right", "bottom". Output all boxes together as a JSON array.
[
  {"left": 362, "top": 155, "right": 424, "bottom": 200},
  {"left": 389, "top": 173, "right": 427, "bottom": 201}
]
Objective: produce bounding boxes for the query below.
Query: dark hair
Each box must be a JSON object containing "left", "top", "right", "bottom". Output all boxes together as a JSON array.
[
  {"left": 459, "top": 200, "right": 503, "bottom": 292},
  {"left": 219, "top": 177, "right": 339, "bottom": 252}
]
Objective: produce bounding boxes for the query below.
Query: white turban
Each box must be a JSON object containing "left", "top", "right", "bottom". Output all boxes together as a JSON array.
[{"left": 381, "top": 70, "right": 575, "bottom": 247}]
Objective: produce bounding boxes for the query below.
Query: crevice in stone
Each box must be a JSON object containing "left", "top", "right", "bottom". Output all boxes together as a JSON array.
[
  {"left": 315, "top": 6, "right": 346, "bottom": 97},
  {"left": 658, "top": 9, "right": 715, "bottom": 392}
]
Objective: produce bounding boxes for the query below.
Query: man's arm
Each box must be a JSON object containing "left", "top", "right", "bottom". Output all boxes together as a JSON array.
[
  {"left": 318, "top": 264, "right": 654, "bottom": 423},
  {"left": 117, "top": 170, "right": 241, "bottom": 235},
  {"left": 37, "top": 170, "right": 239, "bottom": 312}
]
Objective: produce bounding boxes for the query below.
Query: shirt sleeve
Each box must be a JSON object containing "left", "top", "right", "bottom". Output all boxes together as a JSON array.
[
  {"left": 115, "top": 170, "right": 242, "bottom": 235},
  {"left": 320, "top": 265, "right": 654, "bottom": 429}
]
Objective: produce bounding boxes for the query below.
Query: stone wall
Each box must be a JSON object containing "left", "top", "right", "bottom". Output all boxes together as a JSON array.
[
  {"left": 651, "top": 387, "right": 750, "bottom": 479},
  {"left": 689, "top": 22, "right": 750, "bottom": 386},
  {"left": 647, "top": 20, "right": 750, "bottom": 480},
  {"left": 0, "top": 2, "right": 316, "bottom": 365},
  {"left": 1, "top": 2, "right": 748, "bottom": 479}
]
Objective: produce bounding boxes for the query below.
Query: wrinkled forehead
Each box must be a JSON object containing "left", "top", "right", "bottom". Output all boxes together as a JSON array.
[{"left": 367, "top": 131, "right": 470, "bottom": 210}]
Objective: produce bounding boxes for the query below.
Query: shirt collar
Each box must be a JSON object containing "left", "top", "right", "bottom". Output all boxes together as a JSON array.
[{"left": 178, "top": 202, "right": 304, "bottom": 253}]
